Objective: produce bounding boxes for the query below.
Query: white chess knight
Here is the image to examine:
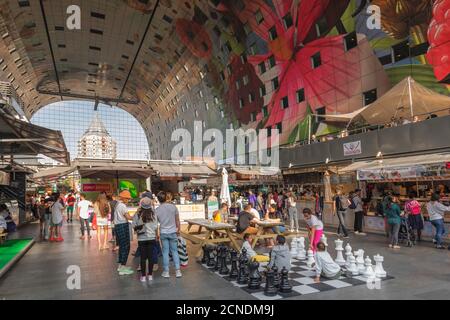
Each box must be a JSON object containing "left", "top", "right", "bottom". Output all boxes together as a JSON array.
[
  {"left": 334, "top": 239, "right": 346, "bottom": 266},
  {"left": 355, "top": 249, "right": 365, "bottom": 273},
  {"left": 373, "top": 254, "right": 387, "bottom": 278},
  {"left": 306, "top": 249, "right": 315, "bottom": 268},
  {"left": 296, "top": 237, "right": 306, "bottom": 260},
  {"left": 346, "top": 254, "right": 359, "bottom": 277},
  {"left": 345, "top": 243, "right": 352, "bottom": 268},
  {"left": 363, "top": 256, "right": 376, "bottom": 279}
]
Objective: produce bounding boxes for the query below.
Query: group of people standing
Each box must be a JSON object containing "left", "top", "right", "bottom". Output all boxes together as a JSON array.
[{"left": 334, "top": 188, "right": 450, "bottom": 250}]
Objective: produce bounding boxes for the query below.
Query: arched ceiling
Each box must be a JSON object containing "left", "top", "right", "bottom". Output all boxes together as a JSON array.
[{"left": 0, "top": 0, "right": 442, "bottom": 160}]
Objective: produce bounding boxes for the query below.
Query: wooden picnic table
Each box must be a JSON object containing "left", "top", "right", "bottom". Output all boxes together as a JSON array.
[
  {"left": 251, "top": 220, "right": 285, "bottom": 248},
  {"left": 182, "top": 219, "right": 240, "bottom": 257}
]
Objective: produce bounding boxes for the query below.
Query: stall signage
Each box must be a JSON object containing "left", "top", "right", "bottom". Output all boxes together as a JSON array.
[
  {"left": 357, "top": 163, "right": 449, "bottom": 181},
  {"left": 82, "top": 183, "right": 112, "bottom": 192},
  {"left": 343, "top": 141, "right": 362, "bottom": 156}
]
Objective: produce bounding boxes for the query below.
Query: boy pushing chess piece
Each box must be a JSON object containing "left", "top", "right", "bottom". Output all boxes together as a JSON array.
[{"left": 314, "top": 242, "right": 341, "bottom": 283}]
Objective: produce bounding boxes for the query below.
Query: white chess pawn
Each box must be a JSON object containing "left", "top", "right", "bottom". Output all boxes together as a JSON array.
[
  {"left": 320, "top": 233, "right": 328, "bottom": 247},
  {"left": 356, "top": 249, "right": 365, "bottom": 273},
  {"left": 306, "top": 249, "right": 315, "bottom": 268},
  {"left": 345, "top": 243, "right": 352, "bottom": 268},
  {"left": 296, "top": 237, "right": 306, "bottom": 260},
  {"left": 363, "top": 256, "right": 376, "bottom": 279},
  {"left": 334, "top": 239, "right": 346, "bottom": 266},
  {"left": 346, "top": 255, "right": 359, "bottom": 277},
  {"left": 373, "top": 254, "right": 387, "bottom": 278}
]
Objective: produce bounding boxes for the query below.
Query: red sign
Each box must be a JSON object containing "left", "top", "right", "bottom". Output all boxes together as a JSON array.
[
  {"left": 446, "top": 162, "right": 450, "bottom": 169},
  {"left": 82, "top": 184, "right": 111, "bottom": 193}
]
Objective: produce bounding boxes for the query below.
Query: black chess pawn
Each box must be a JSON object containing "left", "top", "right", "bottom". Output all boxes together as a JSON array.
[
  {"left": 239, "top": 248, "right": 247, "bottom": 262},
  {"left": 219, "top": 247, "right": 230, "bottom": 275},
  {"left": 214, "top": 246, "right": 222, "bottom": 271},
  {"left": 279, "top": 267, "right": 292, "bottom": 293},
  {"left": 207, "top": 247, "right": 216, "bottom": 267},
  {"left": 264, "top": 269, "right": 278, "bottom": 296},
  {"left": 247, "top": 261, "right": 262, "bottom": 290},
  {"left": 229, "top": 250, "right": 239, "bottom": 279},
  {"left": 272, "top": 266, "right": 280, "bottom": 288},
  {"left": 237, "top": 261, "right": 248, "bottom": 284}
]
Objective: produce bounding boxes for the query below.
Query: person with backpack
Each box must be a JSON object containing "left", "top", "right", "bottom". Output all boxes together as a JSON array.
[
  {"left": 350, "top": 189, "right": 366, "bottom": 236},
  {"left": 333, "top": 189, "right": 349, "bottom": 238},
  {"left": 132, "top": 197, "right": 158, "bottom": 282},
  {"left": 404, "top": 192, "right": 424, "bottom": 243}
]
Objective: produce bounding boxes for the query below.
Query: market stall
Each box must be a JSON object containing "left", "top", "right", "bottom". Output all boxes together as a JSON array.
[{"left": 339, "top": 153, "right": 450, "bottom": 237}]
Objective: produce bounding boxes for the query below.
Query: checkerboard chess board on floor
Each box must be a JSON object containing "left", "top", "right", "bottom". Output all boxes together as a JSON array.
[{"left": 199, "top": 257, "right": 394, "bottom": 300}]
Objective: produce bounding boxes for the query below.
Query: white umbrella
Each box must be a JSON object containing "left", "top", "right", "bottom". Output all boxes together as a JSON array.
[{"left": 220, "top": 167, "right": 231, "bottom": 206}]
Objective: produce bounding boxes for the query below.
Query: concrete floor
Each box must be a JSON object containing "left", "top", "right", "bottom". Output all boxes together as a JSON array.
[{"left": 1, "top": 222, "right": 449, "bottom": 300}]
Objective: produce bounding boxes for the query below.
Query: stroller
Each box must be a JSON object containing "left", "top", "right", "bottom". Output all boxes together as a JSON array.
[{"left": 398, "top": 216, "right": 415, "bottom": 247}]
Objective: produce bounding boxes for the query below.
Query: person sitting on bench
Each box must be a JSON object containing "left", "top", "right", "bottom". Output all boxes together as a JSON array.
[
  {"left": 241, "top": 233, "right": 270, "bottom": 263},
  {"left": 236, "top": 204, "right": 258, "bottom": 235}
]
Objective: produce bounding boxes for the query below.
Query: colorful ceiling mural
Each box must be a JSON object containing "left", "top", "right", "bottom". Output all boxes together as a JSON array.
[{"left": 0, "top": 0, "right": 448, "bottom": 159}]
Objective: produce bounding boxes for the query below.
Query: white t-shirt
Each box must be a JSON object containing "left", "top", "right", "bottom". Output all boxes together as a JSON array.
[
  {"left": 315, "top": 251, "right": 341, "bottom": 277},
  {"left": 114, "top": 202, "right": 129, "bottom": 225},
  {"left": 156, "top": 203, "right": 179, "bottom": 234},
  {"left": 77, "top": 200, "right": 92, "bottom": 220},
  {"left": 250, "top": 208, "right": 260, "bottom": 220},
  {"left": 306, "top": 215, "right": 323, "bottom": 230}
]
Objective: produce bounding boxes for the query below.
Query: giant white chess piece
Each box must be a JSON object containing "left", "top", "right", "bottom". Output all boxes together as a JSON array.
[
  {"left": 296, "top": 237, "right": 306, "bottom": 260},
  {"left": 320, "top": 233, "right": 328, "bottom": 248},
  {"left": 355, "top": 249, "right": 365, "bottom": 273},
  {"left": 363, "top": 256, "right": 376, "bottom": 279},
  {"left": 373, "top": 254, "right": 387, "bottom": 278},
  {"left": 345, "top": 243, "right": 352, "bottom": 268},
  {"left": 290, "top": 238, "right": 298, "bottom": 256},
  {"left": 306, "top": 249, "right": 315, "bottom": 268},
  {"left": 346, "top": 254, "right": 359, "bottom": 277},
  {"left": 334, "top": 239, "right": 346, "bottom": 266}
]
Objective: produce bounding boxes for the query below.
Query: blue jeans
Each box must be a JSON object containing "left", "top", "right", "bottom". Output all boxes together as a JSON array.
[
  {"left": 160, "top": 233, "right": 180, "bottom": 272},
  {"left": 431, "top": 219, "right": 445, "bottom": 246}
]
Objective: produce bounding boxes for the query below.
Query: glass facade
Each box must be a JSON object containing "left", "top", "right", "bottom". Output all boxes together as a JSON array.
[{"left": 31, "top": 101, "right": 150, "bottom": 161}]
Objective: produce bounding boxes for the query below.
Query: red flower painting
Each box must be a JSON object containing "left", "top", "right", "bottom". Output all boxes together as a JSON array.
[{"left": 223, "top": 0, "right": 360, "bottom": 130}]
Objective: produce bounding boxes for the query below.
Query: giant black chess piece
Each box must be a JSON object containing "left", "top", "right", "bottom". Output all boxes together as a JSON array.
[
  {"left": 239, "top": 248, "right": 247, "bottom": 263},
  {"left": 207, "top": 247, "right": 216, "bottom": 267},
  {"left": 214, "top": 245, "right": 222, "bottom": 271},
  {"left": 272, "top": 266, "right": 281, "bottom": 288},
  {"left": 229, "top": 250, "right": 239, "bottom": 279},
  {"left": 279, "top": 267, "right": 292, "bottom": 293},
  {"left": 219, "top": 246, "right": 230, "bottom": 275},
  {"left": 248, "top": 261, "right": 262, "bottom": 290},
  {"left": 237, "top": 260, "right": 248, "bottom": 284},
  {"left": 264, "top": 269, "right": 278, "bottom": 296}
]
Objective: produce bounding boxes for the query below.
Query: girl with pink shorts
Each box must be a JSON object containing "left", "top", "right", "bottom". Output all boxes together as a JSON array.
[{"left": 303, "top": 208, "right": 324, "bottom": 253}]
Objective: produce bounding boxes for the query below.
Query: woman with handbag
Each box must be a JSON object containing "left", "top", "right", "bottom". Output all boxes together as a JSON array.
[
  {"left": 132, "top": 197, "right": 159, "bottom": 282},
  {"left": 94, "top": 193, "right": 111, "bottom": 250}
]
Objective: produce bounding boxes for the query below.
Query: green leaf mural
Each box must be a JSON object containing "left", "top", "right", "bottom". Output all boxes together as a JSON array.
[{"left": 287, "top": 104, "right": 316, "bottom": 143}]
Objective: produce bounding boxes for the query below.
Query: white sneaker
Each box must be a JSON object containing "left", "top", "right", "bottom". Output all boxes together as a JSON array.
[
  {"left": 354, "top": 231, "right": 360, "bottom": 234},
  {"left": 147, "top": 275, "right": 153, "bottom": 281},
  {"left": 162, "top": 271, "right": 170, "bottom": 278},
  {"left": 176, "top": 270, "right": 182, "bottom": 278},
  {"left": 295, "top": 229, "right": 299, "bottom": 233},
  {"left": 140, "top": 276, "right": 147, "bottom": 282},
  {"left": 118, "top": 266, "right": 134, "bottom": 276}
]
